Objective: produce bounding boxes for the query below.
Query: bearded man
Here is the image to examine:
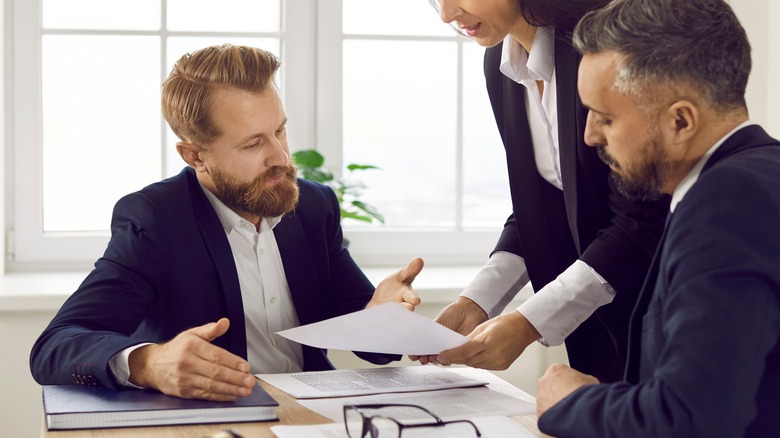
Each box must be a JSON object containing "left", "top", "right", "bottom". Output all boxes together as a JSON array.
[
  {"left": 30, "top": 44, "right": 423, "bottom": 402},
  {"left": 534, "top": 0, "right": 780, "bottom": 436}
]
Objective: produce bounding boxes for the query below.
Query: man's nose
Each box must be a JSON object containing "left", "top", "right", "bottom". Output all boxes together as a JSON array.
[
  {"left": 267, "top": 138, "right": 290, "bottom": 167},
  {"left": 583, "top": 112, "right": 603, "bottom": 148}
]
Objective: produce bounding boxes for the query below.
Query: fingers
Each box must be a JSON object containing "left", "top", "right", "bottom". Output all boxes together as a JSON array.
[
  {"left": 402, "top": 289, "right": 421, "bottom": 307},
  {"left": 133, "top": 319, "right": 256, "bottom": 401},
  {"left": 192, "top": 317, "right": 231, "bottom": 344},
  {"left": 398, "top": 257, "right": 424, "bottom": 284}
]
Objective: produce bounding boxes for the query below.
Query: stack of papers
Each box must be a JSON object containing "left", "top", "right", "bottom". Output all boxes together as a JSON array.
[{"left": 256, "top": 366, "right": 488, "bottom": 398}]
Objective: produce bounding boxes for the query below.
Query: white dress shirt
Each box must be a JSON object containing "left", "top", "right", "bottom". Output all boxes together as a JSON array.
[
  {"left": 461, "top": 29, "right": 616, "bottom": 347},
  {"left": 109, "top": 182, "right": 303, "bottom": 387}
]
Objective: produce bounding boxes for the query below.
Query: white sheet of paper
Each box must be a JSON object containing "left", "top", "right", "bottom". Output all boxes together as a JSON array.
[
  {"left": 271, "top": 415, "right": 538, "bottom": 438},
  {"left": 256, "top": 366, "right": 488, "bottom": 399},
  {"left": 296, "top": 386, "right": 536, "bottom": 423},
  {"left": 275, "top": 302, "right": 467, "bottom": 355}
]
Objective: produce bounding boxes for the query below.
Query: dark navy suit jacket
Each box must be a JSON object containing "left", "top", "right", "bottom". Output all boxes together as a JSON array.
[
  {"left": 485, "top": 33, "right": 669, "bottom": 382},
  {"left": 539, "top": 125, "right": 780, "bottom": 437},
  {"left": 30, "top": 167, "right": 396, "bottom": 389}
]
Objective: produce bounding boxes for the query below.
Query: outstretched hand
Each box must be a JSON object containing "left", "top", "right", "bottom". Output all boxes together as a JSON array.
[
  {"left": 128, "top": 318, "right": 256, "bottom": 401},
  {"left": 367, "top": 258, "right": 424, "bottom": 311}
]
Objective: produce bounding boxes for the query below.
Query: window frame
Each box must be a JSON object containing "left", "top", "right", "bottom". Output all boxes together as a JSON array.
[{"left": 7, "top": 0, "right": 503, "bottom": 270}]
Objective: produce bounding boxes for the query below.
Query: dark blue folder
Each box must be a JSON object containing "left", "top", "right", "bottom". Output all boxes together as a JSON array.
[{"left": 43, "top": 383, "right": 278, "bottom": 430}]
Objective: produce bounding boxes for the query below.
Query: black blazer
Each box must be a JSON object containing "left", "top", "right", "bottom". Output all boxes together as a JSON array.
[
  {"left": 30, "top": 167, "right": 395, "bottom": 389},
  {"left": 539, "top": 125, "right": 780, "bottom": 437},
  {"left": 484, "top": 33, "right": 668, "bottom": 382}
]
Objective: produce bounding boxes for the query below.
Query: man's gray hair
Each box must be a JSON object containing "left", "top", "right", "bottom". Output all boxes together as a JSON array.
[{"left": 573, "top": 0, "right": 750, "bottom": 111}]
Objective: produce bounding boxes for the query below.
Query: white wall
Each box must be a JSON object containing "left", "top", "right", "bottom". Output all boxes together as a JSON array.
[
  {"left": 731, "top": 0, "right": 780, "bottom": 138},
  {"left": 0, "top": 309, "right": 59, "bottom": 438}
]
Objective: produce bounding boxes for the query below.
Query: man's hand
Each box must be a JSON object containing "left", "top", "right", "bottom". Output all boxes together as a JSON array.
[
  {"left": 434, "top": 310, "right": 541, "bottom": 370},
  {"left": 128, "top": 318, "right": 256, "bottom": 401},
  {"left": 409, "top": 296, "right": 488, "bottom": 364},
  {"left": 367, "top": 258, "right": 424, "bottom": 311},
  {"left": 536, "top": 363, "right": 598, "bottom": 417}
]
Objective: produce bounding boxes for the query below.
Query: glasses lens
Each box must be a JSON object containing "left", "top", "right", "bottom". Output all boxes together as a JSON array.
[
  {"left": 369, "top": 417, "right": 400, "bottom": 438},
  {"left": 344, "top": 408, "right": 365, "bottom": 438}
]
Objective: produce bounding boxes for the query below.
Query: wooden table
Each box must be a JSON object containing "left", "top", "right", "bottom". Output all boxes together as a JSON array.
[{"left": 41, "top": 368, "right": 544, "bottom": 437}]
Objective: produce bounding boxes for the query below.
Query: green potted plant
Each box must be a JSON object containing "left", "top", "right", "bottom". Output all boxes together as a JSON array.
[{"left": 292, "top": 149, "right": 385, "bottom": 224}]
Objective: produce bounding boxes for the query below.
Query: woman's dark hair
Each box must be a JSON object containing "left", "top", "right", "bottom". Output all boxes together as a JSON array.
[{"left": 520, "top": 0, "right": 612, "bottom": 31}]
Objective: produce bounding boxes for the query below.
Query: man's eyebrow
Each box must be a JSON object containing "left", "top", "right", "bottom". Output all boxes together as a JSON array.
[
  {"left": 582, "top": 104, "right": 610, "bottom": 116},
  {"left": 236, "top": 118, "right": 288, "bottom": 146}
]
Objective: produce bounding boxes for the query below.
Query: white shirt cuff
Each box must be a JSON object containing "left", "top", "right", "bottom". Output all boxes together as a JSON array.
[
  {"left": 517, "top": 260, "right": 616, "bottom": 346},
  {"left": 108, "top": 343, "right": 154, "bottom": 389},
  {"left": 461, "top": 251, "right": 530, "bottom": 318}
]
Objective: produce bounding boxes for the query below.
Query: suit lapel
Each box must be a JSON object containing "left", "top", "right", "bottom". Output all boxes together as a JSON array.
[
  {"left": 274, "top": 211, "right": 320, "bottom": 326},
  {"left": 186, "top": 169, "right": 248, "bottom": 359},
  {"left": 555, "top": 33, "right": 585, "bottom": 253},
  {"left": 624, "top": 213, "right": 670, "bottom": 382}
]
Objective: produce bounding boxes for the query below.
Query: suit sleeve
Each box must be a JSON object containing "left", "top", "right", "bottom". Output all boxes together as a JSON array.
[
  {"left": 29, "top": 193, "right": 167, "bottom": 389},
  {"left": 580, "top": 178, "right": 669, "bottom": 297},
  {"left": 539, "top": 167, "right": 780, "bottom": 437},
  {"left": 318, "top": 184, "right": 400, "bottom": 365}
]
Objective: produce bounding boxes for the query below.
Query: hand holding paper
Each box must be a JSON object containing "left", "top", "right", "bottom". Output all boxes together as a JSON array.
[{"left": 276, "top": 303, "right": 467, "bottom": 355}]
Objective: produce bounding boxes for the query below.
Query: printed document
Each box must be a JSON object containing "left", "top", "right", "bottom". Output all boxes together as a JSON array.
[
  {"left": 297, "top": 386, "right": 536, "bottom": 423},
  {"left": 271, "top": 415, "right": 538, "bottom": 438},
  {"left": 256, "top": 366, "right": 488, "bottom": 398},
  {"left": 275, "top": 303, "right": 467, "bottom": 355}
]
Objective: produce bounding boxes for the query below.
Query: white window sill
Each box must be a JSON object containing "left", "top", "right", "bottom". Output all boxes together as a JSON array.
[{"left": 0, "top": 266, "right": 534, "bottom": 312}]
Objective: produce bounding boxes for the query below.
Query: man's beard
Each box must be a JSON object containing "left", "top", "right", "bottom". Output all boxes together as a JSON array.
[
  {"left": 211, "top": 163, "right": 299, "bottom": 219},
  {"left": 596, "top": 129, "right": 669, "bottom": 202}
]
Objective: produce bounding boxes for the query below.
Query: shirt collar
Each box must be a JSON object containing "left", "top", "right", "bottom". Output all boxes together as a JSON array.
[
  {"left": 499, "top": 27, "right": 555, "bottom": 84},
  {"left": 670, "top": 120, "right": 753, "bottom": 212},
  {"left": 199, "top": 181, "right": 282, "bottom": 233}
]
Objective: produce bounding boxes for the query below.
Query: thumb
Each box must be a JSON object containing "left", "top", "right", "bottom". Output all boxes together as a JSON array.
[
  {"left": 192, "top": 317, "right": 231, "bottom": 343},
  {"left": 398, "top": 258, "right": 424, "bottom": 284}
]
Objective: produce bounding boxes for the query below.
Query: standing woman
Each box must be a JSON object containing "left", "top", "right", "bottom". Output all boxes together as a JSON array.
[{"left": 416, "top": 0, "right": 669, "bottom": 382}]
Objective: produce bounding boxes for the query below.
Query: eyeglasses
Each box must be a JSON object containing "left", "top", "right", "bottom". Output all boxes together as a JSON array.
[
  {"left": 426, "top": 0, "right": 469, "bottom": 37},
  {"left": 343, "top": 403, "right": 482, "bottom": 437}
]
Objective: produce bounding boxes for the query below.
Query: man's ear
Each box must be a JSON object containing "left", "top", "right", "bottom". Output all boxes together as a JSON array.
[
  {"left": 666, "top": 100, "right": 698, "bottom": 145},
  {"left": 176, "top": 142, "right": 206, "bottom": 171}
]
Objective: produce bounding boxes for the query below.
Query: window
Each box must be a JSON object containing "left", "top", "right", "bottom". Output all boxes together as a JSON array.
[{"left": 8, "top": 0, "right": 509, "bottom": 269}]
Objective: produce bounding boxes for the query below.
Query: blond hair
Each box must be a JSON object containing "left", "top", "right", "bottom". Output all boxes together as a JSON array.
[{"left": 162, "top": 44, "right": 281, "bottom": 145}]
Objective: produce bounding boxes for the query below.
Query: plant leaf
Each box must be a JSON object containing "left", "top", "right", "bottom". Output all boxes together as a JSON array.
[
  {"left": 292, "top": 149, "right": 325, "bottom": 168},
  {"left": 346, "top": 164, "right": 380, "bottom": 171},
  {"left": 351, "top": 200, "right": 385, "bottom": 223},
  {"left": 301, "top": 168, "right": 333, "bottom": 183}
]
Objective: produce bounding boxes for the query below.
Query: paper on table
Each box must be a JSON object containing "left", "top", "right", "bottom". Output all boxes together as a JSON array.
[
  {"left": 275, "top": 302, "right": 467, "bottom": 355},
  {"left": 297, "top": 386, "right": 536, "bottom": 423},
  {"left": 271, "top": 415, "right": 538, "bottom": 438},
  {"left": 256, "top": 366, "right": 488, "bottom": 399}
]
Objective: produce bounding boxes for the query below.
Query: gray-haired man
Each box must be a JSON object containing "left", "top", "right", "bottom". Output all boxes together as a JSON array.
[{"left": 535, "top": 0, "right": 780, "bottom": 436}]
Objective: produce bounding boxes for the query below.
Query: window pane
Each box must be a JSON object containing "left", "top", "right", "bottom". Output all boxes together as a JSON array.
[
  {"left": 167, "top": 0, "right": 280, "bottom": 32},
  {"left": 462, "top": 43, "right": 511, "bottom": 227},
  {"left": 42, "top": 35, "right": 161, "bottom": 232},
  {"left": 164, "top": 37, "right": 281, "bottom": 178},
  {"left": 342, "top": 40, "right": 457, "bottom": 227},
  {"left": 42, "top": 0, "right": 160, "bottom": 30},
  {"left": 343, "top": 0, "right": 452, "bottom": 37}
]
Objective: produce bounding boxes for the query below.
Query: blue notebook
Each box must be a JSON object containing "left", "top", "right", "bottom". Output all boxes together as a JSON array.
[{"left": 43, "top": 383, "right": 278, "bottom": 430}]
